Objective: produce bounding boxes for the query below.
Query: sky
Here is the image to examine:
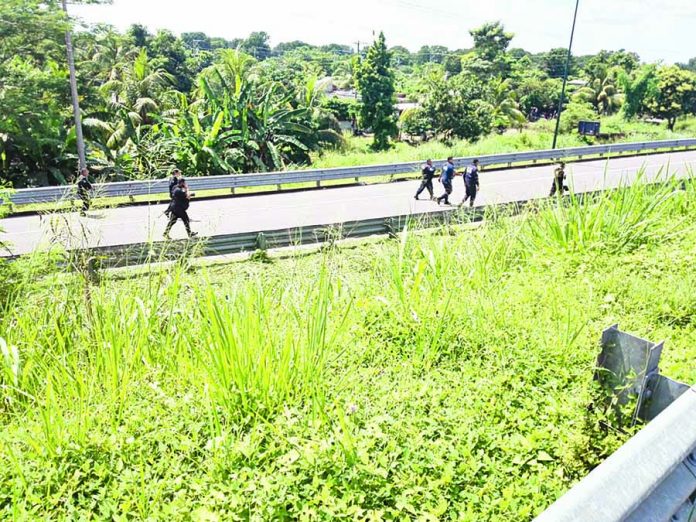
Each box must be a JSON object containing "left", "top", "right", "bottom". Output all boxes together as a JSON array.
[{"left": 70, "top": 0, "right": 696, "bottom": 64}]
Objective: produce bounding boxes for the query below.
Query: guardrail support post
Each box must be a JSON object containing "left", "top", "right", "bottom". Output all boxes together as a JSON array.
[
  {"left": 230, "top": 187, "right": 235, "bottom": 195},
  {"left": 316, "top": 180, "right": 321, "bottom": 188},
  {"left": 276, "top": 184, "right": 282, "bottom": 192}
]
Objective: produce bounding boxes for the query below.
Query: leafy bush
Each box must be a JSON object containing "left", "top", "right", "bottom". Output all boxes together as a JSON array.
[
  {"left": 399, "top": 107, "right": 430, "bottom": 138},
  {"left": 3, "top": 174, "right": 696, "bottom": 518},
  {"left": 559, "top": 101, "right": 597, "bottom": 134},
  {"left": 321, "top": 97, "right": 359, "bottom": 121}
]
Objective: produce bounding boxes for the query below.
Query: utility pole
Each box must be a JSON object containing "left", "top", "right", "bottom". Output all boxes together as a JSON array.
[
  {"left": 552, "top": 0, "right": 581, "bottom": 150},
  {"left": 61, "top": 0, "right": 87, "bottom": 171}
]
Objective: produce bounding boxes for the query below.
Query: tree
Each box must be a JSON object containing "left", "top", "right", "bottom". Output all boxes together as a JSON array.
[
  {"left": 241, "top": 32, "right": 271, "bottom": 60},
  {"left": 354, "top": 32, "right": 397, "bottom": 150},
  {"left": 390, "top": 46, "right": 413, "bottom": 67},
  {"left": 608, "top": 50, "right": 640, "bottom": 73},
  {"left": 147, "top": 30, "right": 191, "bottom": 91},
  {"left": 489, "top": 78, "right": 525, "bottom": 130},
  {"left": 646, "top": 65, "right": 696, "bottom": 130},
  {"left": 320, "top": 44, "right": 352, "bottom": 55},
  {"left": 574, "top": 66, "right": 623, "bottom": 115},
  {"left": 678, "top": 57, "right": 696, "bottom": 73},
  {"left": 0, "top": 0, "right": 74, "bottom": 186},
  {"left": 543, "top": 48, "right": 574, "bottom": 79},
  {"left": 126, "top": 24, "right": 150, "bottom": 48},
  {"left": 419, "top": 71, "right": 493, "bottom": 142},
  {"left": 470, "top": 21, "right": 513, "bottom": 62},
  {"left": 619, "top": 65, "right": 657, "bottom": 119},
  {"left": 399, "top": 107, "right": 430, "bottom": 140},
  {"left": 517, "top": 77, "right": 561, "bottom": 116},
  {"left": 181, "top": 32, "right": 212, "bottom": 51},
  {"left": 273, "top": 41, "right": 313, "bottom": 55},
  {"left": 415, "top": 46, "right": 448, "bottom": 65},
  {"left": 443, "top": 53, "right": 463, "bottom": 76}
]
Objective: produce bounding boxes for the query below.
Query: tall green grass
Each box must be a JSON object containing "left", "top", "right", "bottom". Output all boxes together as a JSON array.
[
  {"left": 311, "top": 116, "right": 696, "bottom": 169},
  {"left": 1, "top": 172, "right": 695, "bottom": 519},
  {"left": 521, "top": 170, "right": 691, "bottom": 254}
]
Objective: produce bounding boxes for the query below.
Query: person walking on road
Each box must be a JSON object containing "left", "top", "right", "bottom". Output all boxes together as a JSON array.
[
  {"left": 436, "top": 157, "right": 457, "bottom": 206},
  {"left": 76, "top": 168, "right": 93, "bottom": 216},
  {"left": 165, "top": 168, "right": 185, "bottom": 217},
  {"left": 415, "top": 159, "right": 437, "bottom": 200},
  {"left": 164, "top": 178, "right": 198, "bottom": 239},
  {"left": 550, "top": 162, "right": 569, "bottom": 196},
  {"left": 461, "top": 159, "right": 480, "bottom": 207}
]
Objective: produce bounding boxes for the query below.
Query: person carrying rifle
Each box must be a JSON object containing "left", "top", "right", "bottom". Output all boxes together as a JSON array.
[
  {"left": 163, "top": 178, "right": 198, "bottom": 239},
  {"left": 76, "top": 168, "right": 93, "bottom": 216},
  {"left": 414, "top": 159, "right": 437, "bottom": 200},
  {"left": 550, "top": 162, "right": 569, "bottom": 196},
  {"left": 165, "top": 168, "right": 185, "bottom": 217}
]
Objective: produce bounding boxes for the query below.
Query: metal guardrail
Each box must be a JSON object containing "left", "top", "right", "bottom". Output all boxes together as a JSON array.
[
  {"left": 73, "top": 205, "right": 488, "bottom": 268},
  {"left": 536, "top": 386, "right": 696, "bottom": 522},
  {"left": 536, "top": 326, "right": 696, "bottom": 522},
  {"left": 6, "top": 138, "right": 696, "bottom": 206}
]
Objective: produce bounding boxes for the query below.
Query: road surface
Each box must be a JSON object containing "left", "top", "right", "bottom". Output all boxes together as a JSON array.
[{"left": 2, "top": 150, "right": 695, "bottom": 257}]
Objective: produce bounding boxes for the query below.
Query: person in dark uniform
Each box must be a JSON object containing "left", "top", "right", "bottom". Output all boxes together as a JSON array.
[
  {"left": 550, "top": 162, "right": 569, "bottom": 196},
  {"left": 414, "top": 159, "right": 437, "bottom": 200},
  {"left": 76, "top": 168, "right": 93, "bottom": 216},
  {"left": 461, "top": 159, "right": 480, "bottom": 207},
  {"left": 436, "top": 157, "right": 456, "bottom": 206},
  {"left": 163, "top": 178, "right": 198, "bottom": 239},
  {"left": 165, "top": 169, "right": 184, "bottom": 217}
]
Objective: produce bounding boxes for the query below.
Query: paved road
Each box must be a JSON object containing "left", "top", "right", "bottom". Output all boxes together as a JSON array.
[{"left": 2, "top": 150, "right": 695, "bottom": 257}]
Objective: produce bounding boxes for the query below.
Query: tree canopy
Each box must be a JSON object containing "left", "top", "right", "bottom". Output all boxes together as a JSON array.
[{"left": 2, "top": 11, "right": 695, "bottom": 188}]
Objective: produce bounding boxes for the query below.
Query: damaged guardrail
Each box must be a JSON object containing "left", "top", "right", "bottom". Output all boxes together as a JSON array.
[{"left": 536, "top": 325, "right": 696, "bottom": 522}]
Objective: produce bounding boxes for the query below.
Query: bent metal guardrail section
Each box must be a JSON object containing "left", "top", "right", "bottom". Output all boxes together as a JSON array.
[
  {"left": 6, "top": 138, "right": 696, "bottom": 206},
  {"left": 536, "top": 326, "right": 696, "bottom": 522},
  {"left": 537, "top": 386, "right": 696, "bottom": 521}
]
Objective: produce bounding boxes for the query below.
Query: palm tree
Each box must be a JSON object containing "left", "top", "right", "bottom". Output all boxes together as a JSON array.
[
  {"left": 84, "top": 49, "right": 173, "bottom": 177},
  {"left": 192, "top": 52, "right": 315, "bottom": 172},
  {"left": 88, "top": 29, "right": 137, "bottom": 102},
  {"left": 490, "top": 78, "right": 526, "bottom": 130},
  {"left": 574, "top": 66, "right": 624, "bottom": 115}
]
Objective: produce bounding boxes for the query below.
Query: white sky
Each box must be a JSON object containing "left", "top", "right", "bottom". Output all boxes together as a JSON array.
[{"left": 71, "top": 0, "right": 696, "bottom": 63}]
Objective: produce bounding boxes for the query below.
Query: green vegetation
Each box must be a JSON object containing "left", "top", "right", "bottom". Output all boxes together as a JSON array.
[
  {"left": 312, "top": 116, "right": 696, "bottom": 169},
  {"left": 2, "top": 3, "right": 696, "bottom": 189},
  {"left": 2, "top": 175, "right": 695, "bottom": 519},
  {"left": 354, "top": 33, "right": 398, "bottom": 150}
]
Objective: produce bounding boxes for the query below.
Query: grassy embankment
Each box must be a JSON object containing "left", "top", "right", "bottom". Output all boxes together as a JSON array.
[
  {"left": 8, "top": 116, "right": 696, "bottom": 215},
  {"left": 1, "top": 172, "right": 695, "bottom": 520},
  {"left": 311, "top": 116, "right": 696, "bottom": 168}
]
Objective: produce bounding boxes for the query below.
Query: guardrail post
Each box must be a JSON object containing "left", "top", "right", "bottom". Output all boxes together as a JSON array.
[
  {"left": 316, "top": 180, "right": 321, "bottom": 188},
  {"left": 385, "top": 217, "right": 399, "bottom": 239},
  {"left": 8, "top": 139, "right": 696, "bottom": 207}
]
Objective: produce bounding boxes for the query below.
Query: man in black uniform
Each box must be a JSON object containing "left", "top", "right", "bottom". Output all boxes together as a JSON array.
[
  {"left": 414, "top": 159, "right": 437, "bottom": 200},
  {"left": 550, "top": 162, "right": 569, "bottom": 196},
  {"left": 76, "top": 168, "right": 92, "bottom": 216},
  {"left": 436, "top": 157, "right": 456, "bottom": 206},
  {"left": 461, "top": 159, "right": 480, "bottom": 207},
  {"left": 164, "top": 178, "right": 198, "bottom": 239},
  {"left": 165, "top": 169, "right": 184, "bottom": 217}
]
